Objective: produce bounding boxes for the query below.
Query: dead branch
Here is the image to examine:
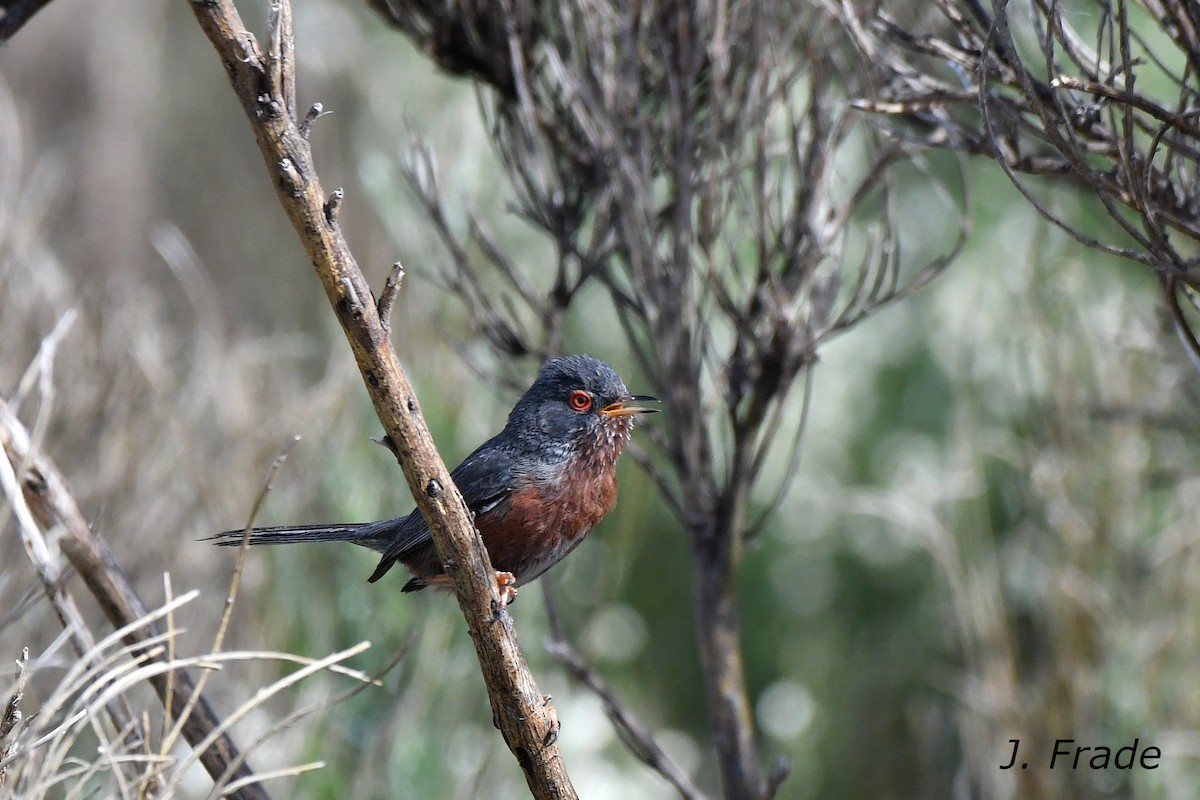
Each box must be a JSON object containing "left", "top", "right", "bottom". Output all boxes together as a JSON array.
[
  {"left": 186, "top": 0, "right": 574, "bottom": 796},
  {"left": 542, "top": 581, "right": 707, "bottom": 800},
  {"left": 0, "top": 398, "right": 271, "bottom": 800},
  {"left": 0, "top": 325, "right": 156, "bottom": 790},
  {"left": 838, "top": 0, "right": 1200, "bottom": 364}
]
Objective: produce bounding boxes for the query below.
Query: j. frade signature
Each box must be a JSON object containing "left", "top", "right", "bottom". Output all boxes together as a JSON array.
[{"left": 1000, "top": 738, "right": 1161, "bottom": 770}]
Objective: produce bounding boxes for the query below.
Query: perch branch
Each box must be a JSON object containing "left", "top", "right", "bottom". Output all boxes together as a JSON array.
[{"left": 187, "top": 1, "right": 574, "bottom": 796}]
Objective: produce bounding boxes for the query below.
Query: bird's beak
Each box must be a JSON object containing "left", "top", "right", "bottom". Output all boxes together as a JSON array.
[{"left": 600, "top": 394, "right": 662, "bottom": 417}]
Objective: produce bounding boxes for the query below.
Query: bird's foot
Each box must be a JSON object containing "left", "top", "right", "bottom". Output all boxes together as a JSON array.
[
  {"left": 495, "top": 571, "right": 518, "bottom": 607},
  {"left": 542, "top": 694, "right": 560, "bottom": 746}
]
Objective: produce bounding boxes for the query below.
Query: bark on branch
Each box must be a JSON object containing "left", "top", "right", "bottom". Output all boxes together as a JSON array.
[{"left": 186, "top": 1, "right": 575, "bottom": 796}]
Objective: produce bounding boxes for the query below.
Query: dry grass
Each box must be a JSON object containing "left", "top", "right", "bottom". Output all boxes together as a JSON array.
[{"left": 0, "top": 586, "right": 382, "bottom": 799}]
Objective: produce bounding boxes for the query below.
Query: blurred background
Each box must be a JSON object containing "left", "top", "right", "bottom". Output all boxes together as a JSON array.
[{"left": 2, "top": 1, "right": 1199, "bottom": 798}]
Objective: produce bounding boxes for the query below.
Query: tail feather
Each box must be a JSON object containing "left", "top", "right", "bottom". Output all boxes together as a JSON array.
[{"left": 204, "top": 520, "right": 395, "bottom": 554}]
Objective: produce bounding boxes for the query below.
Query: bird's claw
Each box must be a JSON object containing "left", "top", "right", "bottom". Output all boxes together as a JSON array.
[{"left": 495, "top": 571, "right": 518, "bottom": 607}]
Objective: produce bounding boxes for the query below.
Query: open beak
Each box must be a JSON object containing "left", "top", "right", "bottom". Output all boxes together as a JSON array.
[{"left": 600, "top": 394, "right": 662, "bottom": 418}]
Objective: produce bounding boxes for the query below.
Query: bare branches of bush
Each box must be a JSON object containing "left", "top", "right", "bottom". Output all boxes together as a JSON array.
[
  {"left": 839, "top": 0, "right": 1200, "bottom": 361},
  {"left": 541, "top": 580, "right": 706, "bottom": 800},
  {"left": 373, "top": 1, "right": 968, "bottom": 796}
]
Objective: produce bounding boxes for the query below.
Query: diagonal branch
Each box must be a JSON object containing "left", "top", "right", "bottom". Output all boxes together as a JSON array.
[
  {"left": 186, "top": 1, "right": 575, "bottom": 796},
  {"left": 542, "top": 581, "right": 707, "bottom": 800},
  {"left": 0, "top": 398, "right": 271, "bottom": 800}
]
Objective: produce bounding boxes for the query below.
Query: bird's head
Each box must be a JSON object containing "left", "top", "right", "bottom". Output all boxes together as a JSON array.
[{"left": 507, "top": 354, "right": 659, "bottom": 460}]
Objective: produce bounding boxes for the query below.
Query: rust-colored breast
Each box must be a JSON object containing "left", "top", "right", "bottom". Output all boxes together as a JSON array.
[{"left": 477, "top": 463, "right": 618, "bottom": 585}]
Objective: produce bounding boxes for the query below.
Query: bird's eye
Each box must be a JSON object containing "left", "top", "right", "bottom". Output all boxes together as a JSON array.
[{"left": 569, "top": 390, "right": 593, "bottom": 412}]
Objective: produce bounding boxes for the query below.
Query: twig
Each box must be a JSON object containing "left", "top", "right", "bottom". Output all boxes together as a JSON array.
[
  {"left": 0, "top": 399, "right": 271, "bottom": 800},
  {"left": 763, "top": 758, "right": 792, "bottom": 800},
  {"left": 541, "top": 582, "right": 707, "bottom": 800},
  {"left": 161, "top": 641, "right": 372, "bottom": 797},
  {"left": 377, "top": 261, "right": 405, "bottom": 336},
  {"left": 298, "top": 102, "right": 326, "bottom": 140},
  {"left": 158, "top": 435, "right": 300, "bottom": 777},
  {"left": 187, "top": 1, "right": 574, "bottom": 796},
  {"left": 220, "top": 762, "right": 325, "bottom": 795},
  {"left": 211, "top": 634, "right": 415, "bottom": 795}
]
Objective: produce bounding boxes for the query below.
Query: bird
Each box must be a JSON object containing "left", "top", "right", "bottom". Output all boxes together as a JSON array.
[{"left": 208, "top": 354, "right": 659, "bottom": 604}]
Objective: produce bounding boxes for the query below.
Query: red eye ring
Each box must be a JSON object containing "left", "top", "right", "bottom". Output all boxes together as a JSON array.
[{"left": 569, "top": 390, "right": 593, "bottom": 412}]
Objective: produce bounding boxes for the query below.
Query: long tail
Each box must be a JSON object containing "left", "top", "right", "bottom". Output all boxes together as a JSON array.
[{"left": 204, "top": 520, "right": 396, "bottom": 554}]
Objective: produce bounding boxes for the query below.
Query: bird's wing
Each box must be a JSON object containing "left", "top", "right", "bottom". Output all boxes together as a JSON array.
[{"left": 367, "top": 439, "right": 516, "bottom": 583}]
